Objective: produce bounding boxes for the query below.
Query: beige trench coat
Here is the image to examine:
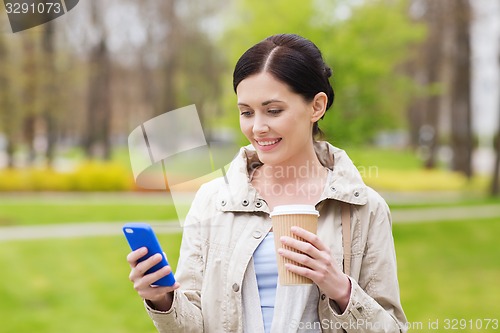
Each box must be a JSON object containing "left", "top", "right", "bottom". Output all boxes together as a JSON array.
[{"left": 145, "top": 142, "right": 408, "bottom": 332}]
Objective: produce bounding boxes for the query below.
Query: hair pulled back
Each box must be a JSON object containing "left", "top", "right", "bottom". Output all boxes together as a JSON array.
[{"left": 233, "top": 34, "right": 334, "bottom": 137}]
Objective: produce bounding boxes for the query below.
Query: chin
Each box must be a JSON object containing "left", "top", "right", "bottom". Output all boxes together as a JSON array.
[{"left": 255, "top": 152, "right": 284, "bottom": 166}]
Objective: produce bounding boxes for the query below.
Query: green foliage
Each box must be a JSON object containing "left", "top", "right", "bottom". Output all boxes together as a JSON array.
[
  {"left": 0, "top": 162, "right": 134, "bottom": 191},
  {"left": 318, "top": 1, "right": 425, "bottom": 145},
  {"left": 217, "top": 0, "right": 425, "bottom": 145}
]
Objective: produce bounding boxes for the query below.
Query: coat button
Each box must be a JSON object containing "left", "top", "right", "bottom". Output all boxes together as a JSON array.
[
  {"left": 242, "top": 200, "right": 249, "bottom": 207},
  {"left": 252, "top": 230, "right": 262, "bottom": 239},
  {"left": 232, "top": 283, "right": 240, "bottom": 292},
  {"left": 255, "top": 200, "right": 263, "bottom": 208},
  {"left": 330, "top": 186, "right": 336, "bottom": 192},
  {"left": 321, "top": 294, "right": 326, "bottom": 300},
  {"left": 354, "top": 191, "right": 360, "bottom": 197},
  {"left": 221, "top": 200, "right": 227, "bottom": 206}
]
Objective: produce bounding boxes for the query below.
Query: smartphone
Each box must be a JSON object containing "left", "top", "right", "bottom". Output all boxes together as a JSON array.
[{"left": 123, "top": 223, "right": 176, "bottom": 287}]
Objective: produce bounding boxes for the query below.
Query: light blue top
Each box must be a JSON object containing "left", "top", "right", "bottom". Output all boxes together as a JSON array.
[{"left": 253, "top": 232, "right": 279, "bottom": 333}]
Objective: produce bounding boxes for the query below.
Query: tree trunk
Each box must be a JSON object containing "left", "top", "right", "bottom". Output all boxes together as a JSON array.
[
  {"left": 84, "top": 0, "right": 112, "bottom": 160},
  {"left": 42, "top": 21, "right": 57, "bottom": 168},
  {"left": 449, "top": 0, "right": 473, "bottom": 178},
  {"left": 491, "top": 49, "right": 500, "bottom": 196},
  {"left": 0, "top": 32, "right": 15, "bottom": 168},
  {"left": 22, "top": 34, "right": 38, "bottom": 166},
  {"left": 492, "top": 132, "right": 500, "bottom": 195},
  {"left": 422, "top": 0, "right": 445, "bottom": 169},
  {"left": 406, "top": 0, "right": 445, "bottom": 166},
  {"left": 158, "top": 0, "right": 179, "bottom": 115}
]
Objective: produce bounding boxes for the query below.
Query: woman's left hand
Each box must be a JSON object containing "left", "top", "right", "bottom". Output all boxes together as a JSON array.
[{"left": 278, "top": 226, "right": 351, "bottom": 312}]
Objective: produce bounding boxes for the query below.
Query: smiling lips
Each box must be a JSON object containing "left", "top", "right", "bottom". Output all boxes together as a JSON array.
[{"left": 255, "top": 138, "right": 282, "bottom": 151}]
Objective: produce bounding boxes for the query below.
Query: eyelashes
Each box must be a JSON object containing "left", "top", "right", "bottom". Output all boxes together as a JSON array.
[{"left": 239, "top": 109, "right": 283, "bottom": 117}]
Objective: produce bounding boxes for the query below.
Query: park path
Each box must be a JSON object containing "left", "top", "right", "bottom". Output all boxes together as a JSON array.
[{"left": 1, "top": 204, "right": 499, "bottom": 242}]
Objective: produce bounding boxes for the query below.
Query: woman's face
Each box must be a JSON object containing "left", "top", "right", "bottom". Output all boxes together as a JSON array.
[{"left": 237, "top": 72, "right": 325, "bottom": 166}]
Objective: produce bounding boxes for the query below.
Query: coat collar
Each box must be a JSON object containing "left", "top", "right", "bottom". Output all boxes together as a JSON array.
[{"left": 215, "top": 141, "right": 368, "bottom": 213}]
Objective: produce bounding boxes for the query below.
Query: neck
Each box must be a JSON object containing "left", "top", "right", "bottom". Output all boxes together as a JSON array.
[{"left": 260, "top": 147, "right": 325, "bottom": 184}]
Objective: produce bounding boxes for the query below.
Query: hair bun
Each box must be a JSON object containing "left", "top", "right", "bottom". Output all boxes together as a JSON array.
[{"left": 324, "top": 65, "right": 332, "bottom": 78}]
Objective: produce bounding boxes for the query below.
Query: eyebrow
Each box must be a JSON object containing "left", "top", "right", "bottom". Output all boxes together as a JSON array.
[{"left": 237, "top": 99, "right": 285, "bottom": 107}]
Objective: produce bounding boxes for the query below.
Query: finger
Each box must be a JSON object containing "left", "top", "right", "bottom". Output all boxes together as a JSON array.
[
  {"left": 290, "top": 226, "right": 329, "bottom": 252},
  {"left": 280, "top": 235, "right": 321, "bottom": 259},
  {"left": 143, "top": 265, "right": 174, "bottom": 286},
  {"left": 284, "top": 262, "right": 317, "bottom": 281},
  {"left": 139, "top": 282, "right": 181, "bottom": 302},
  {"left": 127, "top": 247, "right": 148, "bottom": 268},
  {"left": 131, "top": 253, "right": 163, "bottom": 280},
  {"left": 278, "top": 248, "right": 320, "bottom": 271}
]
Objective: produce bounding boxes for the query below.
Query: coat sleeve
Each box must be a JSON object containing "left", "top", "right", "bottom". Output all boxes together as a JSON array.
[
  {"left": 144, "top": 188, "right": 208, "bottom": 333},
  {"left": 320, "top": 193, "right": 408, "bottom": 332}
]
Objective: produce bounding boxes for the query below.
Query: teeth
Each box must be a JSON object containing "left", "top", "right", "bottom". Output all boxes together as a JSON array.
[{"left": 257, "top": 139, "right": 280, "bottom": 146}]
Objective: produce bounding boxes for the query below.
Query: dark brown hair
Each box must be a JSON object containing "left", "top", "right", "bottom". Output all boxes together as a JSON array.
[{"left": 233, "top": 34, "right": 334, "bottom": 137}]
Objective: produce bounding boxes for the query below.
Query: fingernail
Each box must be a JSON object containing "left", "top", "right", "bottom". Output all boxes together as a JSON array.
[
  {"left": 277, "top": 249, "right": 283, "bottom": 255},
  {"left": 280, "top": 236, "right": 286, "bottom": 243}
]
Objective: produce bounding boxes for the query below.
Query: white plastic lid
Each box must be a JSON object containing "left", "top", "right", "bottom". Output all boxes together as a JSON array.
[{"left": 270, "top": 204, "right": 319, "bottom": 217}]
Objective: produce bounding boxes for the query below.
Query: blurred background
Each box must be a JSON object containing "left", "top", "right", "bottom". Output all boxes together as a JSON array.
[{"left": 0, "top": 0, "right": 499, "bottom": 332}]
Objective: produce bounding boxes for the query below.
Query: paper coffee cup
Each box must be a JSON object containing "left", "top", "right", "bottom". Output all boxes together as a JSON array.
[{"left": 270, "top": 205, "right": 319, "bottom": 285}]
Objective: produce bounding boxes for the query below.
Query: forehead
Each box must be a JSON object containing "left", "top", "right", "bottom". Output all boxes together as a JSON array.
[{"left": 236, "top": 72, "right": 297, "bottom": 105}]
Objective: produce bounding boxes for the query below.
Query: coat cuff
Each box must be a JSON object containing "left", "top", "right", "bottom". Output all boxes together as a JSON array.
[
  {"left": 319, "top": 276, "right": 405, "bottom": 332},
  {"left": 328, "top": 276, "right": 375, "bottom": 318},
  {"left": 143, "top": 290, "right": 181, "bottom": 331}
]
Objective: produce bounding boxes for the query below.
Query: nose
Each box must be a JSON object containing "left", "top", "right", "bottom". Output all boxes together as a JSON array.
[{"left": 252, "top": 113, "right": 269, "bottom": 136}]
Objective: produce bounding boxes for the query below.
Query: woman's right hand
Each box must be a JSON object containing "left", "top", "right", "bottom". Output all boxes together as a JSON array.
[{"left": 127, "top": 247, "right": 181, "bottom": 312}]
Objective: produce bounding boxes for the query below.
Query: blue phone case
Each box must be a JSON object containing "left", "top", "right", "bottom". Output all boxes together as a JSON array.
[{"left": 123, "top": 223, "right": 176, "bottom": 287}]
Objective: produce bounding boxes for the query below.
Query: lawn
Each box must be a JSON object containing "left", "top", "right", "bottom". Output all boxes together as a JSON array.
[
  {"left": 0, "top": 233, "right": 182, "bottom": 333},
  {"left": 394, "top": 218, "right": 500, "bottom": 332},
  {"left": 0, "top": 218, "right": 499, "bottom": 332},
  {"left": 0, "top": 193, "right": 178, "bottom": 226}
]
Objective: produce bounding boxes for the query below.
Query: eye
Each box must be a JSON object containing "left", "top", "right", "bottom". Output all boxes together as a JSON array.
[
  {"left": 240, "top": 110, "right": 253, "bottom": 117},
  {"left": 268, "top": 109, "right": 282, "bottom": 115}
]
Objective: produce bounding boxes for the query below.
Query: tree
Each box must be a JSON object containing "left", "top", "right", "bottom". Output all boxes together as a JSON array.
[
  {"left": 83, "top": 0, "right": 112, "bottom": 160},
  {"left": 219, "top": 0, "right": 425, "bottom": 146},
  {"left": 21, "top": 31, "right": 40, "bottom": 165},
  {"left": 491, "top": 39, "right": 500, "bottom": 196},
  {"left": 41, "top": 21, "right": 58, "bottom": 167},
  {"left": 0, "top": 28, "right": 16, "bottom": 168},
  {"left": 407, "top": 0, "right": 446, "bottom": 168},
  {"left": 448, "top": 0, "right": 473, "bottom": 178}
]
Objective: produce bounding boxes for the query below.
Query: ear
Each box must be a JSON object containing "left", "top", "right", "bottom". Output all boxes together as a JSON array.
[{"left": 310, "top": 92, "right": 328, "bottom": 123}]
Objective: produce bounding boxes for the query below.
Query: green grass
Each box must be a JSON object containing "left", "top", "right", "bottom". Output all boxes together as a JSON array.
[
  {"left": 394, "top": 218, "right": 500, "bottom": 331},
  {"left": 389, "top": 196, "right": 500, "bottom": 210},
  {"left": 0, "top": 233, "right": 182, "bottom": 333},
  {"left": 0, "top": 218, "right": 499, "bottom": 332},
  {"left": 0, "top": 200, "right": 178, "bottom": 226},
  {"left": 346, "top": 146, "right": 423, "bottom": 171}
]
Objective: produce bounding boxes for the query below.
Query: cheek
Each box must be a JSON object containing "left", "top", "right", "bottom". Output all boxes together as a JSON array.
[{"left": 239, "top": 118, "right": 252, "bottom": 138}]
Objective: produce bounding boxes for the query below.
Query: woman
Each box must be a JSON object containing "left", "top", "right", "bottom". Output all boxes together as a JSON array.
[{"left": 127, "top": 34, "right": 407, "bottom": 332}]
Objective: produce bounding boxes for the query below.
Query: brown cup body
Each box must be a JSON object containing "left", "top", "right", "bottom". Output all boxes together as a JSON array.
[{"left": 271, "top": 206, "right": 319, "bottom": 285}]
